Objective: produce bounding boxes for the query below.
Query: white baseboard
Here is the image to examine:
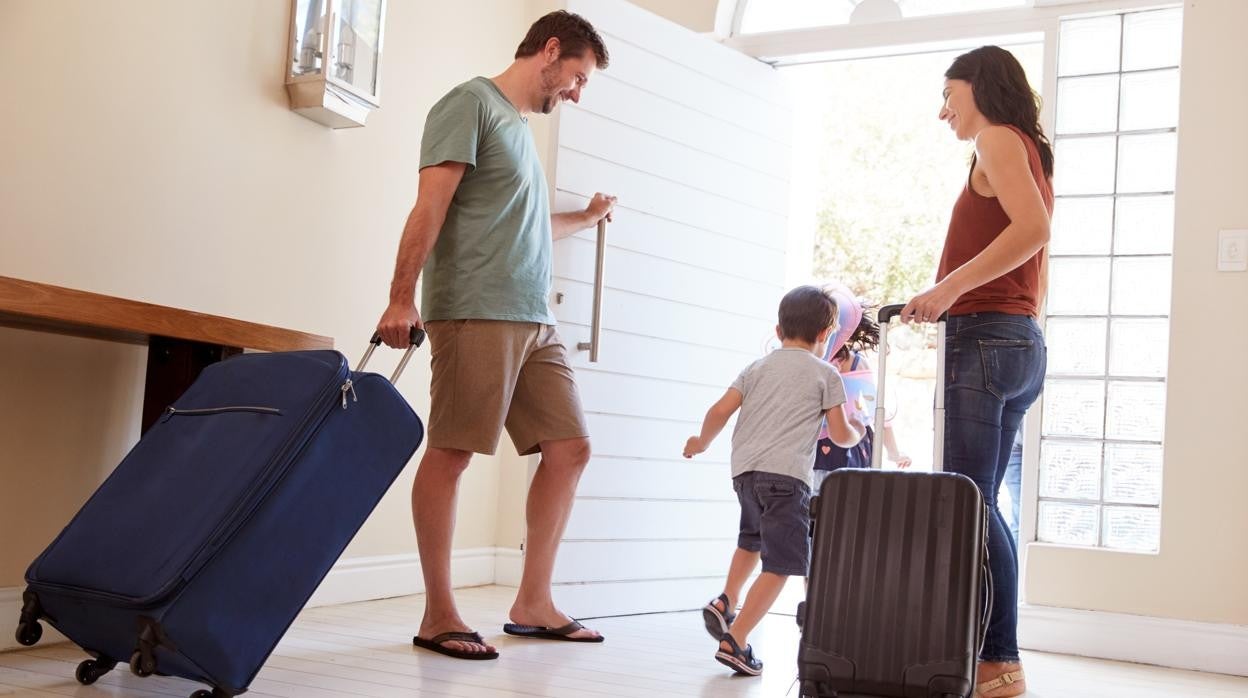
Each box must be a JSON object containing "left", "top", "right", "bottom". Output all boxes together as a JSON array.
[
  {"left": 1019, "top": 604, "right": 1248, "bottom": 677},
  {"left": 1, "top": 547, "right": 512, "bottom": 652},
  {"left": 0, "top": 587, "right": 67, "bottom": 652},
  {"left": 305, "top": 547, "right": 501, "bottom": 608},
  {"left": 494, "top": 547, "right": 523, "bottom": 587}
]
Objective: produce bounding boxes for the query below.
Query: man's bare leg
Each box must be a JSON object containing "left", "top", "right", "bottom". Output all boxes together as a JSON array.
[
  {"left": 508, "top": 437, "right": 600, "bottom": 640},
  {"left": 413, "top": 446, "right": 496, "bottom": 655}
]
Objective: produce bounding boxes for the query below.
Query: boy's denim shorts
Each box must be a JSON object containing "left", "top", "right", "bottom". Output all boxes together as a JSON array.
[{"left": 733, "top": 470, "right": 812, "bottom": 576}]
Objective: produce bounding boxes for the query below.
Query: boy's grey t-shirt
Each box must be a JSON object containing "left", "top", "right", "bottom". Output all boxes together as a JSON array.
[
  {"left": 418, "top": 77, "right": 555, "bottom": 324},
  {"left": 729, "top": 348, "right": 848, "bottom": 488}
]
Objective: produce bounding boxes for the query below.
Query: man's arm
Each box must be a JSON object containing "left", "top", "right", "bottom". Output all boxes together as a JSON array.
[
  {"left": 551, "top": 192, "right": 616, "bottom": 240},
  {"left": 376, "top": 162, "right": 467, "bottom": 347}
]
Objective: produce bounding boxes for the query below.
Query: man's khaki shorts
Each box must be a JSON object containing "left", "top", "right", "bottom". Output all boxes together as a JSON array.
[{"left": 424, "top": 320, "right": 589, "bottom": 456}]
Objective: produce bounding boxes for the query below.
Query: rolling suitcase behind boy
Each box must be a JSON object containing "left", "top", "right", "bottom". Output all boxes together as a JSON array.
[
  {"left": 799, "top": 306, "right": 990, "bottom": 698},
  {"left": 15, "top": 332, "right": 426, "bottom": 698}
]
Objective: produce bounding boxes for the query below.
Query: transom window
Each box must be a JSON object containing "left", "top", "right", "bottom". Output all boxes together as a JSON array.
[{"left": 738, "top": 0, "right": 1028, "bottom": 35}]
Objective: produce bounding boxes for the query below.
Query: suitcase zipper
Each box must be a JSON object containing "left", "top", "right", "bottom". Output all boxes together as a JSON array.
[{"left": 161, "top": 405, "right": 283, "bottom": 422}]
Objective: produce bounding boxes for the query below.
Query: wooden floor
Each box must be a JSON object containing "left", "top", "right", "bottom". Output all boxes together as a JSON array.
[{"left": 1, "top": 585, "right": 1245, "bottom": 697}]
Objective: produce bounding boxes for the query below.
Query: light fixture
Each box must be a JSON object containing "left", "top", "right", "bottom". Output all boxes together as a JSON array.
[{"left": 285, "top": 0, "right": 386, "bottom": 129}]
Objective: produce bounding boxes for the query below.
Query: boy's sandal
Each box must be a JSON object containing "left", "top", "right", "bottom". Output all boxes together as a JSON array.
[
  {"left": 974, "top": 669, "right": 1026, "bottom": 697},
  {"left": 714, "top": 633, "right": 763, "bottom": 676},
  {"left": 702, "top": 593, "right": 737, "bottom": 641}
]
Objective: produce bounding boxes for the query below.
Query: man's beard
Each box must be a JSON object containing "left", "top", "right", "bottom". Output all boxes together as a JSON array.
[{"left": 538, "top": 63, "right": 562, "bottom": 114}]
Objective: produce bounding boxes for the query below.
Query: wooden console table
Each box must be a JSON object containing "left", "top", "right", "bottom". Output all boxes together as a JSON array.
[{"left": 0, "top": 276, "right": 333, "bottom": 432}]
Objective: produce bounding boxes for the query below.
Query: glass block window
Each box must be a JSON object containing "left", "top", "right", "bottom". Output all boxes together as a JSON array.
[{"left": 1040, "top": 7, "right": 1182, "bottom": 553}]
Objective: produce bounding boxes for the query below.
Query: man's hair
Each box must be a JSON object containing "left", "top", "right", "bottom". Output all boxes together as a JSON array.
[
  {"left": 778, "top": 286, "right": 838, "bottom": 344},
  {"left": 515, "top": 10, "right": 609, "bottom": 69}
]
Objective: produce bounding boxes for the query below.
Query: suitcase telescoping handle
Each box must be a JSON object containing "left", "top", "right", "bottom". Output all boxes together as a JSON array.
[
  {"left": 871, "top": 305, "right": 948, "bottom": 471},
  {"left": 358, "top": 327, "right": 426, "bottom": 384}
]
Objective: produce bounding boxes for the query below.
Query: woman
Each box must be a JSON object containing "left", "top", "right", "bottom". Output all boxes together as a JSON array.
[{"left": 901, "top": 46, "right": 1052, "bottom": 698}]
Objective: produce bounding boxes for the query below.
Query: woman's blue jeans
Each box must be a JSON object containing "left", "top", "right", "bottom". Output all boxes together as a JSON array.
[{"left": 943, "top": 312, "right": 1046, "bottom": 663}]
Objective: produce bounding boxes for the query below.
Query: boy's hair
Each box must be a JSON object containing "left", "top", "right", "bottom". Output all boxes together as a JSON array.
[
  {"left": 834, "top": 305, "right": 881, "bottom": 362},
  {"left": 515, "top": 11, "right": 610, "bottom": 69},
  {"left": 778, "top": 286, "right": 838, "bottom": 344}
]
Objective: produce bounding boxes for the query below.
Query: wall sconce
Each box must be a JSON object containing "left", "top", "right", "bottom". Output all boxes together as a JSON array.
[{"left": 285, "top": 0, "right": 386, "bottom": 129}]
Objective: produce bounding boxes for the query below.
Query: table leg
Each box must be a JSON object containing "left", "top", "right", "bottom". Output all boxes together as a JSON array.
[{"left": 141, "top": 336, "right": 242, "bottom": 433}]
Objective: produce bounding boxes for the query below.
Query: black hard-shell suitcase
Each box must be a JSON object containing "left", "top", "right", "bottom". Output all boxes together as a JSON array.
[{"left": 799, "top": 305, "right": 990, "bottom": 698}]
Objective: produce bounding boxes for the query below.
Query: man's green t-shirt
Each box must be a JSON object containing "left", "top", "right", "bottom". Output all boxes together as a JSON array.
[{"left": 419, "top": 77, "right": 555, "bottom": 324}]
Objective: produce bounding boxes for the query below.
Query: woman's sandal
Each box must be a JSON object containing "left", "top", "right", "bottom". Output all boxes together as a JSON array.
[
  {"left": 975, "top": 667, "right": 1026, "bottom": 697},
  {"left": 714, "top": 633, "right": 763, "bottom": 676}
]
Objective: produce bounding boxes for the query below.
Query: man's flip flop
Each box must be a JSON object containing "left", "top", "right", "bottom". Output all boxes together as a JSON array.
[
  {"left": 503, "top": 620, "right": 605, "bottom": 643},
  {"left": 412, "top": 631, "right": 499, "bottom": 660},
  {"left": 702, "top": 593, "right": 737, "bottom": 641}
]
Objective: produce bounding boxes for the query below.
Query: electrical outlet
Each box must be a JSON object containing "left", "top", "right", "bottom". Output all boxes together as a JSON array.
[{"left": 1218, "top": 229, "right": 1248, "bottom": 272}]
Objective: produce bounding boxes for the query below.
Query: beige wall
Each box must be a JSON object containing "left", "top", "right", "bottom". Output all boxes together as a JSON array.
[
  {"left": 625, "top": 0, "right": 720, "bottom": 34},
  {"left": 1025, "top": 0, "right": 1248, "bottom": 626},
  {"left": 0, "top": 0, "right": 532, "bottom": 587}
]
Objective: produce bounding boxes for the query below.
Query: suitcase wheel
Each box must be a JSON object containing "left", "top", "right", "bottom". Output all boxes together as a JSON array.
[
  {"left": 129, "top": 649, "right": 156, "bottom": 677},
  {"left": 75, "top": 658, "right": 116, "bottom": 685},
  {"left": 14, "top": 620, "right": 42, "bottom": 646},
  {"left": 191, "top": 689, "right": 232, "bottom": 698}
]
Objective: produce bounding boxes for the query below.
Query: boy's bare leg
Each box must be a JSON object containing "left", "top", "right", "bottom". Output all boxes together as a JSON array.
[
  {"left": 715, "top": 548, "right": 760, "bottom": 614},
  {"left": 413, "top": 446, "right": 496, "bottom": 655},
  {"left": 720, "top": 571, "right": 788, "bottom": 652},
  {"left": 509, "top": 437, "right": 600, "bottom": 640}
]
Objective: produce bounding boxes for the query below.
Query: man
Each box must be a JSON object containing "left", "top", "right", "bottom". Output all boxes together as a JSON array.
[{"left": 376, "top": 10, "right": 614, "bottom": 660}]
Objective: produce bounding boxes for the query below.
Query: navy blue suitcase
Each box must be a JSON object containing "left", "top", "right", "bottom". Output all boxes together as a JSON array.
[{"left": 13, "top": 335, "right": 425, "bottom": 697}]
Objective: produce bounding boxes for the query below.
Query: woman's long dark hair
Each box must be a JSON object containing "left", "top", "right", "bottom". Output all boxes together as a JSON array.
[{"left": 946, "top": 46, "right": 1054, "bottom": 179}]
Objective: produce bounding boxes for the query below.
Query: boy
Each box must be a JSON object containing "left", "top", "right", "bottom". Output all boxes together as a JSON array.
[{"left": 683, "top": 285, "right": 864, "bottom": 676}]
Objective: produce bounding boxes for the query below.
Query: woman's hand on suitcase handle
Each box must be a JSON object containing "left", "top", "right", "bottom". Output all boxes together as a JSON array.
[
  {"left": 900, "top": 279, "right": 962, "bottom": 324},
  {"left": 377, "top": 303, "right": 424, "bottom": 348}
]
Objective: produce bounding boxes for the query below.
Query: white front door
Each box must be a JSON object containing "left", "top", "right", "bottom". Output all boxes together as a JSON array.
[{"left": 549, "top": 0, "right": 792, "bottom": 616}]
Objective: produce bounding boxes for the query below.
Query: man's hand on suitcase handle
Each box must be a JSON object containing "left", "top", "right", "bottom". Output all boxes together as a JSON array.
[
  {"left": 371, "top": 326, "right": 426, "bottom": 349},
  {"left": 377, "top": 303, "right": 425, "bottom": 348}
]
